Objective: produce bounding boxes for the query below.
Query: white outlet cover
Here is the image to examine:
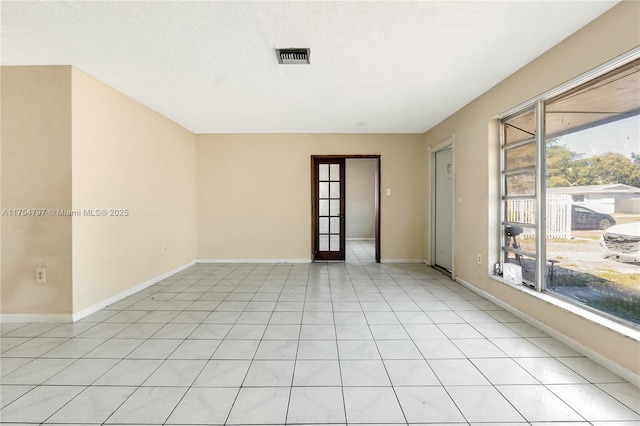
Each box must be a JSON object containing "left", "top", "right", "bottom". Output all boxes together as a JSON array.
[
  {"left": 35, "top": 268, "right": 47, "bottom": 283},
  {"left": 386, "top": 188, "right": 391, "bottom": 196}
]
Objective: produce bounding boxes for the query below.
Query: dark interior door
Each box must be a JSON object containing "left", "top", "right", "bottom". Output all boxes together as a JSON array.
[{"left": 313, "top": 158, "right": 345, "bottom": 260}]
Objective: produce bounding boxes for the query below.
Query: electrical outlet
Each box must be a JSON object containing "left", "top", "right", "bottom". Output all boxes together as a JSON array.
[
  {"left": 36, "top": 267, "right": 47, "bottom": 283},
  {"left": 162, "top": 245, "right": 168, "bottom": 254},
  {"left": 477, "top": 254, "right": 482, "bottom": 265}
]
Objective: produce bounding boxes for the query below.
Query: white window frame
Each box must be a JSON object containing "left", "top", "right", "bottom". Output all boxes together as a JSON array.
[{"left": 497, "top": 47, "right": 640, "bottom": 302}]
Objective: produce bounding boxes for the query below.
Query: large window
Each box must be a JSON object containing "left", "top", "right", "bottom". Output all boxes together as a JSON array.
[{"left": 500, "top": 56, "right": 640, "bottom": 326}]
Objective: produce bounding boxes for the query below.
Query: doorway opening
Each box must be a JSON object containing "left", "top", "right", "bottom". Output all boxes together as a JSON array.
[
  {"left": 430, "top": 140, "right": 455, "bottom": 277},
  {"left": 311, "top": 155, "right": 380, "bottom": 263}
]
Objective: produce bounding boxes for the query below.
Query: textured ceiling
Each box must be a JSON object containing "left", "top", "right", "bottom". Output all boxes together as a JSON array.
[{"left": 1, "top": 1, "right": 619, "bottom": 134}]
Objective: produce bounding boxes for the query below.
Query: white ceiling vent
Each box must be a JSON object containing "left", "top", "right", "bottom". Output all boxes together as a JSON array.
[{"left": 276, "top": 48, "right": 310, "bottom": 64}]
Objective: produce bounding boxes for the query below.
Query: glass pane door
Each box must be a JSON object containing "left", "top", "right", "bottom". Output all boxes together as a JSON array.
[{"left": 314, "top": 158, "right": 345, "bottom": 260}]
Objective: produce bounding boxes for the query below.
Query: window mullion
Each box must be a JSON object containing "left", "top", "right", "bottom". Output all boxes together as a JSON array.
[
  {"left": 534, "top": 100, "right": 546, "bottom": 292},
  {"left": 502, "top": 165, "right": 536, "bottom": 176},
  {"left": 500, "top": 121, "right": 506, "bottom": 269},
  {"left": 502, "top": 195, "right": 536, "bottom": 201},
  {"left": 503, "top": 137, "right": 535, "bottom": 150},
  {"left": 503, "top": 221, "right": 535, "bottom": 229}
]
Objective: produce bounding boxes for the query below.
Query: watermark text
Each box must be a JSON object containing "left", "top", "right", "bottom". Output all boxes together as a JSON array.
[{"left": 2, "top": 208, "right": 130, "bottom": 217}]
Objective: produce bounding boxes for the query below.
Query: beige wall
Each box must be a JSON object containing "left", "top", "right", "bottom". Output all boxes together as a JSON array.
[
  {"left": 346, "top": 158, "right": 376, "bottom": 239},
  {"left": 0, "top": 65, "right": 197, "bottom": 316},
  {"left": 1, "top": 66, "right": 73, "bottom": 315},
  {"left": 71, "top": 68, "right": 197, "bottom": 313},
  {"left": 423, "top": 1, "right": 640, "bottom": 374},
  {"left": 196, "top": 134, "right": 423, "bottom": 261}
]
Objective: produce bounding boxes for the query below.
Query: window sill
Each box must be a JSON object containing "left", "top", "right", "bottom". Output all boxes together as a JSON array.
[{"left": 487, "top": 274, "right": 640, "bottom": 342}]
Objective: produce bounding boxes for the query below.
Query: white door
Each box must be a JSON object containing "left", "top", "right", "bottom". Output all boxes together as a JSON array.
[{"left": 434, "top": 147, "right": 453, "bottom": 271}]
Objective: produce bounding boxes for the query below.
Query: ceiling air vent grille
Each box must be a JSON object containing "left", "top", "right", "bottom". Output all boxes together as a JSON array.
[{"left": 276, "top": 48, "right": 310, "bottom": 65}]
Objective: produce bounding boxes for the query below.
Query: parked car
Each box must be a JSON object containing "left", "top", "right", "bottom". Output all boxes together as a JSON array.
[
  {"left": 600, "top": 222, "right": 640, "bottom": 264},
  {"left": 571, "top": 205, "right": 616, "bottom": 230}
]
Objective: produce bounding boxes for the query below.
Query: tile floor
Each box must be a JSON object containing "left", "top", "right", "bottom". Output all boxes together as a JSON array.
[{"left": 1, "top": 242, "right": 639, "bottom": 425}]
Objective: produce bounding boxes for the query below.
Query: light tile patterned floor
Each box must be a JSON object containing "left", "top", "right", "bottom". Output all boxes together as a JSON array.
[{"left": 1, "top": 242, "right": 638, "bottom": 425}]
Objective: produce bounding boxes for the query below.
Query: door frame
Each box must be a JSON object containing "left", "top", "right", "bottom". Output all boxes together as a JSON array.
[
  {"left": 311, "top": 155, "right": 381, "bottom": 262},
  {"left": 429, "top": 137, "right": 456, "bottom": 277}
]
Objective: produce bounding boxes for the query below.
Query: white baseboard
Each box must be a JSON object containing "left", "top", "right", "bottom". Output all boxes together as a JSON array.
[
  {"left": 71, "top": 260, "right": 196, "bottom": 322},
  {"left": 197, "top": 259, "right": 312, "bottom": 264},
  {"left": 0, "top": 313, "right": 72, "bottom": 323},
  {"left": 346, "top": 238, "right": 375, "bottom": 241},
  {"left": 380, "top": 259, "right": 424, "bottom": 264},
  {"left": 455, "top": 276, "right": 640, "bottom": 387}
]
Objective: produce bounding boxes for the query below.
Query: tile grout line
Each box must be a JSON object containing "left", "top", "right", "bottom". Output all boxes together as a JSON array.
[
  {"left": 102, "top": 265, "right": 231, "bottom": 425},
  {"left": 355, "top": 262, "right": 410, "bottom": 426},
  {"left": 329, "top": 263, "right": 349, "bottom": 426},
  {"left": 223, "top": 263, "right": 293, "bottom": 425},
  {"left": 283, "top": 264, "right": 310, "bottom": 425},
  {"left": 162, "top": 263, "right": 256, "bottom": 426}
]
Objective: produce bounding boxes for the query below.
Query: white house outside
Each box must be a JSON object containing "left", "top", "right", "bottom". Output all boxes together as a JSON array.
[{"left": 547, "top": 184, "right": 640, "bottom": 214}]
